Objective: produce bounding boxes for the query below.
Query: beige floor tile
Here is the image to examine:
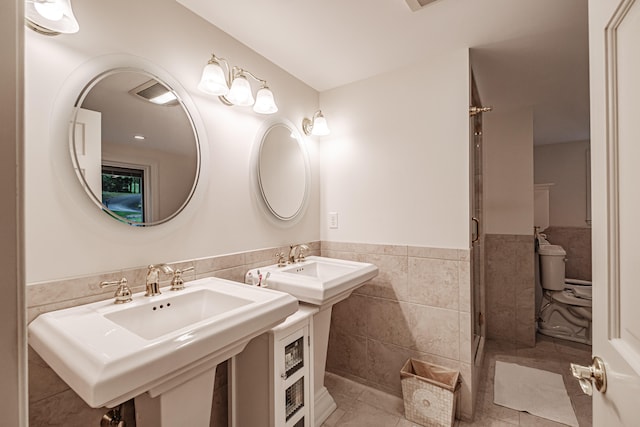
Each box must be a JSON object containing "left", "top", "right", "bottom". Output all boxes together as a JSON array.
[
  {"left": 324, "top": 335, "right": 591, "bottom": 427},
  {"left": 485, "top": 339, "right": 518, "bottom": 357},
  {"left": 336, "top": 401, "right": 401, "bottom": 427},
  {"left": 322, "top": 407, "right": 347, "bottom": 426},
  {"left": 357, "top": 387, "right": 405, "bottom": 418},
  {"left": 325, "top": 371, "right": 367, "bottom": 401},
  {"left": 396, "top": 419, "right": 422, "bottom": 427},
  {"left": 515, "top": 346, "right": 568, "bottom": 363},
  {"left": 458, "top": 413, "right": 519, "bottom": 426},
  {"left": 552, "top": 337, "right": 591, "bottom": 355},
  {"left": 519, "top": 412, "right": 567, "bottom": 426},
  {"left": 479, "top": 394, "right": 520, "bottom": 425},
  {"left": 571, "top": 394, "right": 592, "bottom": 427},
  {"left": 332, "top": 391, "right": 360, "bottom": 414}
]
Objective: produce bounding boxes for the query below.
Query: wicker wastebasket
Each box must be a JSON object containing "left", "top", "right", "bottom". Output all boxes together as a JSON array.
[{"left": 400, "top": 358, "right": 461, "bottom": 427}]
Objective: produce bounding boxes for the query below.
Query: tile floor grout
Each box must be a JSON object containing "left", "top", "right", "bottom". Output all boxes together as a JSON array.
[{"left": 322, "top": 334, "right": 592, "bottom": 426}]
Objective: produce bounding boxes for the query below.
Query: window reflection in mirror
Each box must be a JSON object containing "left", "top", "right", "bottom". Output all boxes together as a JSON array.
[
  {"left": 70, "top": 68, "right": 200, "bottom": 226},
  {"left": 101, "top": 165, "right": 145, "bottom": 223}
]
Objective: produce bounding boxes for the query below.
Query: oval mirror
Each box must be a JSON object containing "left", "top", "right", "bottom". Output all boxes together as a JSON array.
[
  {"left": 255, "top": 122, "right": 309, "bottom": 222},
  {"left": 70, "top": 68, "right": 200, "bottom": 226}
]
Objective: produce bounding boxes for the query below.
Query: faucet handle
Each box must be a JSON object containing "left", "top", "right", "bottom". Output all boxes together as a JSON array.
[
  {"left": 100, "top": 278, "right": 133, "bottom": 304},
  {"left": 296, "top": 244, "right": 310, "bottom": 263},
  {"left": 275, "top": 252, "right": 288, "bottom": 267},
  {"left": 170, "top": 266, "right": 194, "bottom": 291}
]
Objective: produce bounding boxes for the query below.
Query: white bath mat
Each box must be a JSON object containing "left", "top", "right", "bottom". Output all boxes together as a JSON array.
[{"left": 494, "top": 361, "right": 579, "bottom": 427}]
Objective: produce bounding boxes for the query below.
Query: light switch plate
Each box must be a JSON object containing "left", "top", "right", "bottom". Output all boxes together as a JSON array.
[{"left": 328, "top": 212, "right": 339, "bottom": 229}]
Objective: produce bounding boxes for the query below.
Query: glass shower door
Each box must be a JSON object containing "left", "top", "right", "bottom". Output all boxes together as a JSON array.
[
  {"left": 470, "top": 73, "right": 487, "bottom": 363},
  {"left": 471, "top": 111, "right": 485, "bottom": 355}
]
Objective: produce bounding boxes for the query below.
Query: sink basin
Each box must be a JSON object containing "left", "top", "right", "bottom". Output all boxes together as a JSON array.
[
  {"left": 282, "top": 260, "right": 356, "bottom": 280},
  {"left": 253, "top": 256, "right": 378, "bottom": 306},
  {"left": 104, "top": 289, "right": 253, "bottom": 340},
  {"left": 28, "top": 277, "right": 298, "bottom": 410}
]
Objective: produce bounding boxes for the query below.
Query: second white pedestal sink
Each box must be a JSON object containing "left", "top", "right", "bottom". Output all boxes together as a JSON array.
[
  {"left": 258, "top": 256, "right": 378, "bottom": 307},
  {"left": 28, "top": 276, "right": 298, "bottom": 427},
  {"left": 247, "top": 256, "right": 378, "bottom": 426}
]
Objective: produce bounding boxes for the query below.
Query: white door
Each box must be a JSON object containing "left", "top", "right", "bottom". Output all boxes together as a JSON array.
[
  {"left": 72, "top": 108, "right": 102, "bottom": 197},
  {"left": 587, "top": 0, "right": 640, "bottom": 424}
]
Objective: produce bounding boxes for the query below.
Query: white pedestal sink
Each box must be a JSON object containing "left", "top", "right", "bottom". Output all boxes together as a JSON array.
[
  {"left": 247, "top": 256, "right": 378, "bottom": 426},
  {"left": 28, "top": 277, "right": 298, "bottom": 427}
]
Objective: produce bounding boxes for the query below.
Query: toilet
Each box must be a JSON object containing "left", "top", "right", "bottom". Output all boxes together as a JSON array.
[{"left": 536, "top": 240, "right": 592, "bottom": 345}]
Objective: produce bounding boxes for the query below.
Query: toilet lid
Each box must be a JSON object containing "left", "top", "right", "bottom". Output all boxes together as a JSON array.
[
  {"left": 551, "top": 289, "right": 592, "bottom": 307},
  {"left": 538, "top": 245, "right": 566, "bottom": 256}
]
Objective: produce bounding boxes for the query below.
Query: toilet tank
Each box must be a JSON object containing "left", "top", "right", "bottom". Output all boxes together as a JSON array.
[{"left": 538, "top": 245, "right": 566, "bottom": 291}]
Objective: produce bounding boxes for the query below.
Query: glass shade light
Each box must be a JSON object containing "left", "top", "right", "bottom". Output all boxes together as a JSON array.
[
  {"left": 199, "top": 53, "right": 278, "bottom": 114},
  {"left": 197, "top": 61, "right": 229, "bottom": 96},
  {"left": 303, "top": 110, "right": 330, "bottom": 136},
  {"left": 226, "top": 75, "right": 255, "bottom": 107},
  {"left": 253, "top": 86, "right": 278, "bottom": 114},
  {"left": 311, "top": 114, "right": 330, "bottom": 136},
  {"left": 34, "top": 1, "right": 63, "bottom": 20},
  {"left": 26, "top": 0, "right": 79, "bottom": 35}
]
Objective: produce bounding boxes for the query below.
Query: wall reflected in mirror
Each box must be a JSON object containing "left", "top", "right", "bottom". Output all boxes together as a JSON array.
[{"left": 71, "top": 69, "right": 200, "bottom": 226}]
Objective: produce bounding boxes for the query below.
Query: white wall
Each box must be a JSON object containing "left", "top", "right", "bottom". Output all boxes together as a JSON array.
[
  {"left": 483, "top": 107, "right": 534, "bottom": 235},
  {"left": 25, "top": 0, "right": 320, "bottom": 283},
  {"left": 319, "top": 49, "right": 470, "bottom": 249},
  {"left": 534, "top": 140, "right": 590, "bottom": 227}
]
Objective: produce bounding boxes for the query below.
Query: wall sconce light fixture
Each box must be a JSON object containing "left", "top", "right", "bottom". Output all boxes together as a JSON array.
[
  {"left": 302, "top": 110, "right": 330, "bottom": 136},
  {"left": 198, "top": 53, "right": 278, "bottom": 115},
  {"left": 25, "top": 0, "right": 79, "bottom": 35}
]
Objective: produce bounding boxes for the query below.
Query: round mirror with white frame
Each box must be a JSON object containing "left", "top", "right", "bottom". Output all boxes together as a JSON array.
[
  {"left": 253, "top": 120, "right": 310, "bottom": 223},
  {"left": 70, "top": 68, "right": 200, "bottom": 226}
]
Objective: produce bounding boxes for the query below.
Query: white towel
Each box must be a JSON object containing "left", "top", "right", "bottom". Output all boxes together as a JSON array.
[{"left": 494, "top": 361, "right": 579, "bottom": 427}]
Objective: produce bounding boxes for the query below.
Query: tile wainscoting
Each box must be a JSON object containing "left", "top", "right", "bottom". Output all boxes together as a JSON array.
[
  {"left": 321, "top": 242, "right": 476, "bottom": 421},
  {"left": 543, "top": 226, "right": 592, "bottom": 281},
  {"left": 27, "top": 241, "right": 477, "bottom": 424},
  {"left": 484, "top": 234, "right": 535, "bottom": 347}
]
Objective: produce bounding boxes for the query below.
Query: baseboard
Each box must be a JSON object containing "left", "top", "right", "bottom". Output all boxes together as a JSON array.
[{"left": 314, "top": 386, "right": 337, "bottom": 427}]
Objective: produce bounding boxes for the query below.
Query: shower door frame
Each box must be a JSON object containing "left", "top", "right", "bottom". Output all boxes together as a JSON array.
[{"left": 469, "top": 71, "right": 487, "bottom": 365}]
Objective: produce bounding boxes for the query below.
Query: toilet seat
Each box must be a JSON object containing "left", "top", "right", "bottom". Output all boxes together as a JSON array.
[
  {"left": 549, "top": 289, "right": 592, "bottom": 307},
  {"left": 564, "top": 283, "right": 591, "bottom": 300},
  {"left": 566, "top": 278, "right": 591, "bottom": 286}
]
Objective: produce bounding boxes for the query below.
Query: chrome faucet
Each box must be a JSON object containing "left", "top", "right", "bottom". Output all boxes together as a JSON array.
[
  {"left": 99, "top": 278, "right": 133, "bottom": 304},
  {"left": 288, "top": 244, "right": 310, "bottom": 263},
  {"left": 145, "top": 264, "right": 174, "bottom": 296}
]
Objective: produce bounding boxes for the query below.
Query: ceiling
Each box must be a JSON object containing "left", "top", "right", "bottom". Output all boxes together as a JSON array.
[
  {"left": 82, "top": 71, "right": 197, "bottom": 155},
  {"left": 177, "top": 0, "right": 590, "bottom": 144}
]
